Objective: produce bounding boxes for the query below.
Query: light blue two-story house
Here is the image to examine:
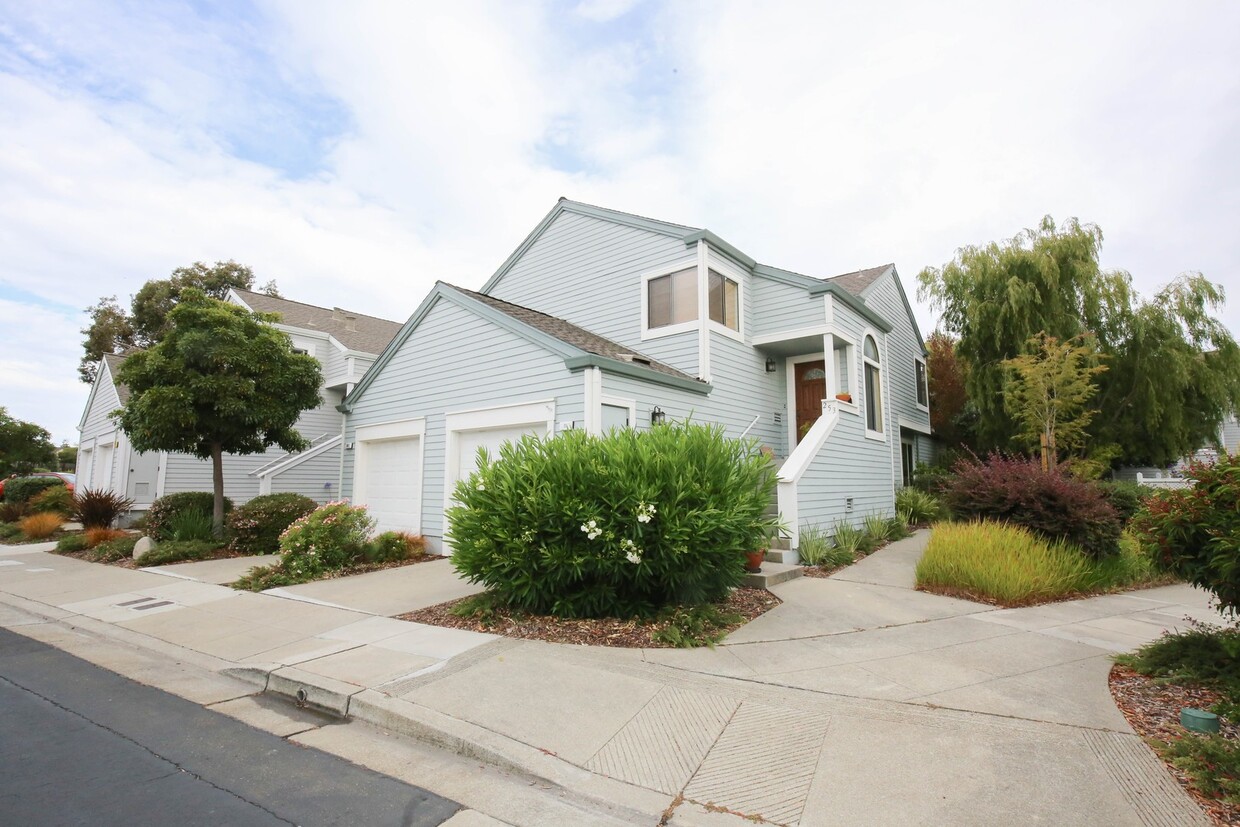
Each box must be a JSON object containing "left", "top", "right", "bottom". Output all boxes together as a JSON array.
[{"left": 339, "top": 200, "right": 934, "bottom": 557}]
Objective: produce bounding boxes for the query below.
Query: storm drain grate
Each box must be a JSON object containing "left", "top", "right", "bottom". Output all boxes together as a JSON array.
[
  {"left": 132, "top": 600, "right": 175, "bottom": 611},
  {"left": 586, "top": 686, "right": 738, "bottom": 794},
  {"left": 684, "top": 701, "right": 831, "bottom": 826}
]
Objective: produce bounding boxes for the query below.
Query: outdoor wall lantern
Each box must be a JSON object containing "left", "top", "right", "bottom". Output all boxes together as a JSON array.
[
  {"left": 651, "top": 406, "right": 666, "bottom": 425},
  {"left": 765, "top": 357, "right": 777, "bottom": 373}
]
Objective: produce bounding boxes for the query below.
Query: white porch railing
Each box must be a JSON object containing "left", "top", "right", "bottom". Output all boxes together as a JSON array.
[
  {"left": 1136, "top": 472, "right": 1190, "bottom": 489},
  {"left": 776, "top": 400, "right": 841, "bottom": 550},
  {"left": 249, "top": 433, "right": 337, "bottom": 478}
]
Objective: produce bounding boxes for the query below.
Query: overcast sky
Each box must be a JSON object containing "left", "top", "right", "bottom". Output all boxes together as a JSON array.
[{"left": 2, "top": 0, "right": 1237, "bottom": 445}]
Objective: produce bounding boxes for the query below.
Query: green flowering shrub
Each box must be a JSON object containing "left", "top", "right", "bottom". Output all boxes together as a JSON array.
[
  {"left": 227, "top": 493, "right": 318, "bottom": 554},
  {"left": 277, "top": 500, "right": 375, "bottom": 580},
  {"left": 447, "top": 422, "right": 779, "bottom": 618}
]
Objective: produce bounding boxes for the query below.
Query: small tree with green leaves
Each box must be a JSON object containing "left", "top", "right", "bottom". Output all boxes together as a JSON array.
[
  {"left": 0, "top": 408, "right": 57, "bottom": 476},
  {"left": 1002, "top": 332, "right": 1109, "bottom": 473},
  {"left": 113, "top": 290, "right": 321, "bottom": 536}
]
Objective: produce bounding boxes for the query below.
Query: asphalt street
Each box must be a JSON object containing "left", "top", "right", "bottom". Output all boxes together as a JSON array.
[{"left": 0, "top": 626, "right": 462, "bottom": 827}]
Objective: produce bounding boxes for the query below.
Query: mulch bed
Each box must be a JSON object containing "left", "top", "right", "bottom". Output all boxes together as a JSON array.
[
  {"left": 399, "top": 587, "right": 782, "bottom": 648},
  {"left": 307, "top": 553, "right": 444, "bottom": 581},
  {"left": 1109, "top": 664, "right": 1239, "bottom": 825}
]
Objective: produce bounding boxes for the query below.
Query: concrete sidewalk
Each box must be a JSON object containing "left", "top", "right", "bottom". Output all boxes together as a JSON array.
[{"left": 0, "top": 533, "right": 1218, "bottom": 826}]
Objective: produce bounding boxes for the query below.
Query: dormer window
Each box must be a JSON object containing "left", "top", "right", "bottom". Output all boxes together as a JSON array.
[
  {"left": 708, "top": 270, "right": 739, "bottom": 331},
  {"left": 647, "top": 267, "right": 697, "bottom": 329}
]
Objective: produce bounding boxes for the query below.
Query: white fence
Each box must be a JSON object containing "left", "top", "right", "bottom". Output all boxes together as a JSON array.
[{"left": 1136, "top": 472, "right": 1190, "bottom": 490}]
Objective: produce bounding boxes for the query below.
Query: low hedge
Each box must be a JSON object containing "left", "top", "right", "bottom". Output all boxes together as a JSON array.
[
  {"left": 5, "top": 477, "right": 65, "bottom": 505},
  {"left": 227, "top": 493, "right": 318, "bottom": 554},
  {"left": 147, "top": 492, "right": 233, "bottom": 541}
]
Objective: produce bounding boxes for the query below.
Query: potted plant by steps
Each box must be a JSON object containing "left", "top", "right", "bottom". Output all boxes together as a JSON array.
[{"left": 745, "top": 546, "right": 766, "bottom": 573}]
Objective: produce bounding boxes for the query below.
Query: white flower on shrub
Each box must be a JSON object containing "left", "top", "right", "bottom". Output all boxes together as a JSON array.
[
  {"left": 636, "top": 502, "right": 657, "bottom": 524},
  {"left": 620, "top": 537, "right": 643, "bottom": 564},
  {"left": 580, "top": 519, "right": 601, "bottom": 540},
  {"left": 475, "top": 481, "right": 486, "bottom": 491}
]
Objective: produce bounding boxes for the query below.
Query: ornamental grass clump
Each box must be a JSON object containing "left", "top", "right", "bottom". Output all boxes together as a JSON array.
[
  {"left": 916, "top": 520, "right": 1095, "bottom": 605},
  {"left": 277, "top": 500, "right": 375, "bottom": 580},
  {"left": 72, "top": 488, "right": 134, "bottom": 529},
  {"left": 19, "top": 512, "right": 63, "bottom": 540},
  {"left": 147, "top": 492, "right": 233, "bottom": 541},
  {"left": 447, "top": 422, "right": 778, "bottom": 618}
]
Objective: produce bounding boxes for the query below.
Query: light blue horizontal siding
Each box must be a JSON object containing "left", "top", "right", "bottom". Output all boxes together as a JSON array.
[
  {"left": 343, "top": 297, "right": 584, "bottom": 549},
  {"left": 796, "top": 409, "right": 897, "bottom": 536},
  {"left": 751, "top": 278, "right": 824, "bottom": 336},
  {"left": 862, "top": 273, "right": 930, "bottom": 488},
  {"left": 488, "top": 211, "right": 699, "bottom": 376},
  {"left": 271, "top": 446, "right": 342, "bottom": 504}
]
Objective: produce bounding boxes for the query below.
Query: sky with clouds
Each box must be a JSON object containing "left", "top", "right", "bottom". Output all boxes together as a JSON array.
[{"left": 2, "top": 0, "right": 1237, "bottom": 445}]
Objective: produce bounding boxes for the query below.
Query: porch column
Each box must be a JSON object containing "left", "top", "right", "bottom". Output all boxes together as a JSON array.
[{"left": 822, "top": 333, "right": 837, "bottom": 400}]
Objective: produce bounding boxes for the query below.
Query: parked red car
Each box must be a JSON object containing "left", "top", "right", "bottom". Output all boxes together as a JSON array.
[{"left": 0, "top": 472, "right": 76, "bottom": 498}]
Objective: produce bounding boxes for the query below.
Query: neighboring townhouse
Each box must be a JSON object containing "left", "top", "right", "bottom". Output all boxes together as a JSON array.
[
  {"left": 76, "top": 289, "right": 402, "bottom": 515},
  {"left": 340, "top": 200, "right": 933, "bottom": 557}
]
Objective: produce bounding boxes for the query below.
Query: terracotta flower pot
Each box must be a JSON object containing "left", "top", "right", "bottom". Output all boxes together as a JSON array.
[
  {"left": 745, "top": 549, "right": 765, "bottom": 573},
  {"left": 835, "top": 393, "right": 852, "bottom": 404}
]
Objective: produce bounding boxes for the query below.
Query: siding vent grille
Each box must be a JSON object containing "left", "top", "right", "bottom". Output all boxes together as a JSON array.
[{"left": 773, "top": 412, "right": 783, "bottom": 425}]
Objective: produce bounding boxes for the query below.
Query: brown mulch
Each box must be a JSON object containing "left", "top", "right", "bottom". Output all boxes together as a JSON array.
[
  {"left": 1109, "top": 664, "right": 1240, "bottom": 825},
  {"left": 399, "top": 587, "right": 782, "bottom": 648}
]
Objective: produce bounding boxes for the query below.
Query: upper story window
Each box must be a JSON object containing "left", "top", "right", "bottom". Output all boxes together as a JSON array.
[
  {"left": 708, "top": 269, "right": 739, "bottom": 331},
  {"left": 647, "top": 267, "right": 698, "bottom": 329},
  {"left": 863, "top": 335, "right": 883, "bottom": 435},
  {"left": 915, "top": 357, "right": 928, "bottom": 409}
]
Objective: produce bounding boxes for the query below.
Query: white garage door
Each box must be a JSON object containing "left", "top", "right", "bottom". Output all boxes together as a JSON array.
[
  {"left": 359, "top": 437, "right": 421, "bottom": 533},
  {"left": 450, "top": 423, "right": 546, "bottom": 499}
]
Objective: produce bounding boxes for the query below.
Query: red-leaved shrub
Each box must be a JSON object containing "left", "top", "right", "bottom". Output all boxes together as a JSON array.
[{"left": 943, "top": 453, "right": 1122, "bottom": 558}]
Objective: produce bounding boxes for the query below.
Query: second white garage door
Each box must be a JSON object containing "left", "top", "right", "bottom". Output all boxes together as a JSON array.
[
  {"left": 358, "top": 436, "right": 422, "bottom": 534},
  {"left": 451, "top": 424, "right": 546, "bottom": 496}
]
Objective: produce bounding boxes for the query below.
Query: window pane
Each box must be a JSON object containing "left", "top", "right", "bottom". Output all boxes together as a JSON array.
[
  {"left": 648, "top": 274, "right": 672, "bottom": 328},
  {"left": 864, "top": 336, "right": 879, "bottom": 362},
  {"left": 835, "top": 346, "right": 850, "bottom": 393},
  {"left": 708, "top": 270, "right": 723, "bottom": 324},
  {"left": 724, "top": 277, "right": 739, "bottom": 330},
  {"left": 916, "top": 361, "right": 928, "bottom": 406},
  {"left": 672, "top": 269, "right": 697, "bottom": 324},
  {"left": 865, "top": 363, "right": 882, "bottom": 432}
]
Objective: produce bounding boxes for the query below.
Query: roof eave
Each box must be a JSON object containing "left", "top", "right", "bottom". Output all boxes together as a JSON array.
[
  {"left": 807, "top": 282, "right": 894, "bottom": 333},
  {"left": 682, "top": 230, "right": 757, "bottom": 270},
  {"left": 563, "top": 355, "right": 712, "bottom": 395}
]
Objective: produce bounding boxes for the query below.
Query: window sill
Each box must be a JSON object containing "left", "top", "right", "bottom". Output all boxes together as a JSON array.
[
  {"left": 641, "top": 320, "right": 698, "bottom": 341},
  {"left": 864, "top": 429, "right": 886, "bottom": 442},
  {"left": 708, "top": 321, "right": 744, "bottom": 342}
]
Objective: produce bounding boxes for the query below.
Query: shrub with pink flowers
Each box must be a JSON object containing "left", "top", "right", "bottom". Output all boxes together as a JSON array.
[{"left": 277, "top": 500, "right": 375, "bottom": 579}]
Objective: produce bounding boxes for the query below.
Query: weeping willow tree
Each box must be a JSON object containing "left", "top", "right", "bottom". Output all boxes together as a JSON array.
[{"left": 919, "top": 217, "right": 1240, "bottom": 467}]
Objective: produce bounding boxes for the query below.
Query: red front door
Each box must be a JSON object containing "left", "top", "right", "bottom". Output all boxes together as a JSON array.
[{"left": 795, "top": 360, "right": 826, "bottom": 442}]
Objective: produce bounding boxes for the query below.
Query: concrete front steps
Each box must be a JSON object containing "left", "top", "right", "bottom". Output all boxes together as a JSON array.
[
  {"left": 763, "top": 535, "right": 799, "bottom": 565},
  {"left": 742, "top": 561, "right": 802, "bottom": 588}
]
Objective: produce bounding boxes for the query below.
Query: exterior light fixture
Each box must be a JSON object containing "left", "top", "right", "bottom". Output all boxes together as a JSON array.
[
  {"left": 651, "top": 406, "right": 666, "bottom": 425},
  {"left": 765, "top": 357, "right": 777, "bottom": 373}
]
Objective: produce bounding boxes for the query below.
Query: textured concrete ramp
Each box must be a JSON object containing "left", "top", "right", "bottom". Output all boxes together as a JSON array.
[
  {"left": 684, "top": 703, "right": 831, "bottom": 826},
  {"left": 1084, "top": 730, "right": 1210, "bottom": 827},
  {"left": 586, "top": 686, "right": 737, "bottom": 794}
]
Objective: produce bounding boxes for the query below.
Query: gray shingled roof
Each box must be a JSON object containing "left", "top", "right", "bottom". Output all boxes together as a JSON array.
[
  {"left": 102, "top": 353, "right": 130, "bottom": 403},
  {"left": 826, "top": 264, "right": 893, "bottom": 297},
  {"left": 448, "top": 285, "right": 701, "bottom": 384},
  {"left": 231, "top": 289, "right": 402, "bottom": 355}
]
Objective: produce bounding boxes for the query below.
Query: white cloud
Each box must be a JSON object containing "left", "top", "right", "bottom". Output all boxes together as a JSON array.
[{"left": 1, "top": 0, "right": 1237, "bottom": 445}]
